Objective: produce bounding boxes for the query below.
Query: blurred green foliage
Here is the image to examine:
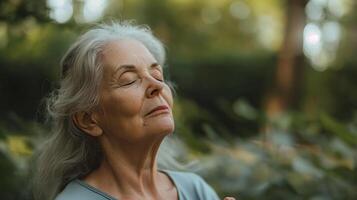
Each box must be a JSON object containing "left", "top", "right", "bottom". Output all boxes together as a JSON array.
[
  {"left": 0, "top": 0, "right": 356, "bottom": 199},
  {"left": 194, "top": 107, "right": 357, "bottom": 200}
]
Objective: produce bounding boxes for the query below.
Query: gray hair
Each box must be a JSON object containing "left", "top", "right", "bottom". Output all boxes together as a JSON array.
[{"left": 32, "top": 21, "right": 183, "bottom": 200}]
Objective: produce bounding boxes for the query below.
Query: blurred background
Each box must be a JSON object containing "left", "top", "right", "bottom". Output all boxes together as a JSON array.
[{"left": 0, "top": 0, "right": 357, "bottom": 199}]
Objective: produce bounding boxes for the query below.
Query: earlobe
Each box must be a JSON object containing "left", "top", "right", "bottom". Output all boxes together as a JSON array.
[{"left": 72, "top": 111, "right": 103, "bottom": 137}]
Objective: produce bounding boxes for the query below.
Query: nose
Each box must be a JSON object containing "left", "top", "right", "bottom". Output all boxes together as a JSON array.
[{"left": 145, "top": 77, "right": 164, "bottom": 98}]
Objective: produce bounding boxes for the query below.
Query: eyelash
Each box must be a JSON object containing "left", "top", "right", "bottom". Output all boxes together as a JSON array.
[
  {"left": 153, "top": 71, "right": 164, "bottom": 81},
  {"left": 122, "top": 80, "right": 136, "bottom": 86},
  {"left": 156, "top": 77, "right": 164, "bottom": 82},
  {"left": 119, "top": 71, "right": 163, "bottom": 87}
]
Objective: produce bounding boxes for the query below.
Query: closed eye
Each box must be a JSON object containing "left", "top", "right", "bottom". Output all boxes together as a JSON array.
[
  {"left": 152, "top": 69, "right": 164, "bottom": 82},
  {"left": 121, "top": 80, "right": 137, "bottom": 86},
  {"left": 156, "top": 78, "right": 164, "bottom": 82}
]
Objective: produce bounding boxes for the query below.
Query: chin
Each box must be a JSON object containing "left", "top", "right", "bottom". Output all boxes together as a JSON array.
[
  {"left": 161, "top": 124, "right": 175, "bottom": 135},
  {"left": 158, "top": 121, "right": 175, "bottom": 135},
  {"left": 149, "top": 118, "right": 175, "bottom": 136}
]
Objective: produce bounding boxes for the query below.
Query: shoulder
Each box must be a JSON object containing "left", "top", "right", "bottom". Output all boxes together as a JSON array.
[
  {"left": 55, "top": 180, "right": 112, "bottom": 200},
  {"left": 164, "top": 170, "right": 220, "bottom": 200}
]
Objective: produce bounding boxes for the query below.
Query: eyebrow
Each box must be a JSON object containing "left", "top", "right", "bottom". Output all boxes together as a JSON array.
[{"left": 113, "top": 62, "right": 161, "bottom": 77}]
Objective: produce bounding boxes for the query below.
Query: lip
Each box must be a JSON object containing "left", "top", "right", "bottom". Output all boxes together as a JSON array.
[{"left": 146, "top": 105, "right": 169, "bottom": 116}]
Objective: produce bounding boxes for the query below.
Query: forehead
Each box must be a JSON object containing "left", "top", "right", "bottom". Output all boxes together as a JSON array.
[{"left": 101, "top": 39, "right": 156, "bottom": 71}]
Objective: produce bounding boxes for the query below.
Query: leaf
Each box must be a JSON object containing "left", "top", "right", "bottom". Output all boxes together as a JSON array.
[{"left": 320, "top": 113, "right": 357, "bottom": 146}]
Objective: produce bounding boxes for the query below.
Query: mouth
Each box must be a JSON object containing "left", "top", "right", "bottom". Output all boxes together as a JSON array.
[{"left": 146, "top": 105, "right": 169, "bottom": 116}]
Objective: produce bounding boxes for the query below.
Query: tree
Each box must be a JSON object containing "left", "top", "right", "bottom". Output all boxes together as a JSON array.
[{"left": 263, "top": 0, "right": 308, "bottom": 126}]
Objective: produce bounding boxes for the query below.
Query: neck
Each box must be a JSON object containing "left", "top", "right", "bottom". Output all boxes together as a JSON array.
[{"left": 84, "top": 136, "right": 170, "bottom": 199}]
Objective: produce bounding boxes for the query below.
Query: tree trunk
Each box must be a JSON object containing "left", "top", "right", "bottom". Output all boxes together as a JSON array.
[{"left": 263, "top": 0, "right": 308, "bottom": 126}]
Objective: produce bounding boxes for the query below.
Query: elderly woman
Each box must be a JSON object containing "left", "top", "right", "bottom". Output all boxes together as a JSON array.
[{"left": 33, "top": 21, "right": 235, "bottom": 200}]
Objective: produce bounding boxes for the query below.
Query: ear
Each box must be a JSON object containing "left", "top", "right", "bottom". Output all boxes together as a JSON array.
[{"left": 72, "top": 111, "right": 103, "bottom": 137}]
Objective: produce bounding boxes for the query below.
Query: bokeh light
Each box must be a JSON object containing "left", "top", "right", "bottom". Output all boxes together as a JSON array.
[
  {"left": 256, "top": 15, "right": 281, "bottom": 50},
  {"left": 303, "top": 0, "right": 351, "bottom": 70},
  {"left": 304, "top": 23, "right": 322, "bottom": 56},
  {"left": 47, "top": 0, "right": 73, "bottom": 23},
  {"left": 229, "top": 1, "right": 251, "bottom": 20},
  {"left": 82, "top": 0, "right": 109, "bottom": 23},
  {"left": 328, "top": 0, "right": 349, "bottom": 17},
  {"left": 201, "top": 7, "right": 221, "bottom": 24},
  {"left": 305, "top": 0, "right": 325, "bottom": 21},
  {"left": 322, "top": 21, "right": 341, "bottom": 45}
]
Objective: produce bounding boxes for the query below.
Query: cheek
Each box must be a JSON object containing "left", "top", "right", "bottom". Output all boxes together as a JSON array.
[
  {"left": 103, "top": 90, "right": 144, "bottom": 117},
  {"left": 163, "top": 86, "right": 174, "bottom": 108}
]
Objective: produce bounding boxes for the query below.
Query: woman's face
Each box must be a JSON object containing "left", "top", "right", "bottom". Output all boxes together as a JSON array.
[{"left": 96, "top": 39, "right": 174, "bottom": 143}]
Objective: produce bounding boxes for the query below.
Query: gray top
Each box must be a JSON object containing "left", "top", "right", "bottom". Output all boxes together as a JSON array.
[{"left": 55, "top": 170, "right": 220, "bottom": 200}]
